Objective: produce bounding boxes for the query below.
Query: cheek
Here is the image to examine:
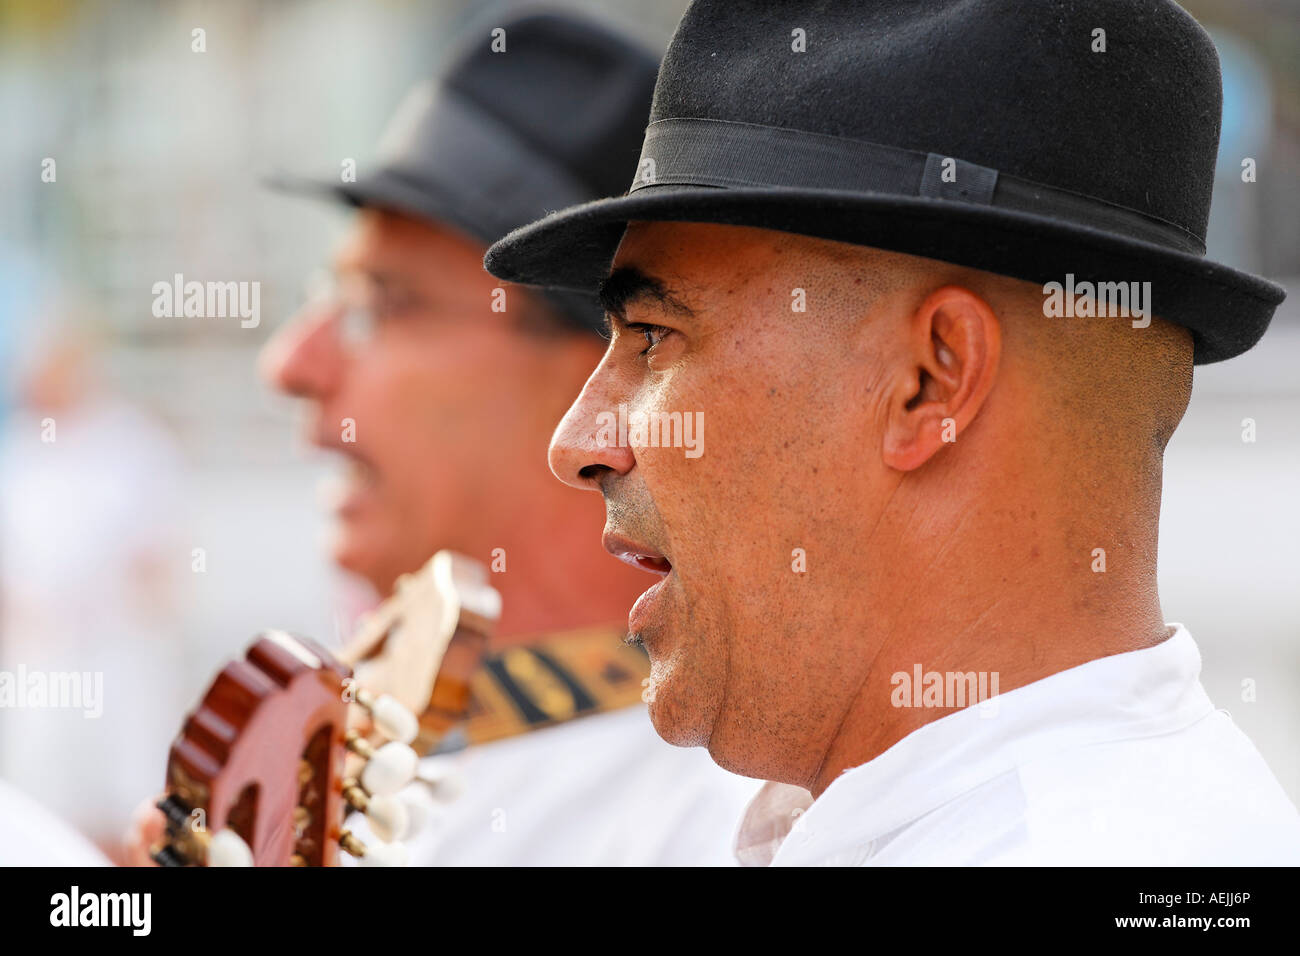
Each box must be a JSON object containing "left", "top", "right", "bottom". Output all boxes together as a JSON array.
[
  {"left": 650, "top": 344, "right": 834, "bottom": 551},
  {"left": 384, "top": 328, "right": 515, "bottom": 425},
  {"left": 343, "top": 345, "right": 479, "bottom": 500},
  {"left": 640, "top": 338, "right": 874, "bottom": 646},
  {"left": 373, "top": 335, "right": 553, "bottom": 512}
]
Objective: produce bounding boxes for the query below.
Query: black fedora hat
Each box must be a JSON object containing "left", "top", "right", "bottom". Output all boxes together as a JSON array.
[
  {"left": 270, "top": 9, "right": 658, "bottom": 332},
  {"left": 485, "top": 0, "right": 1285, "bottom": 364}
]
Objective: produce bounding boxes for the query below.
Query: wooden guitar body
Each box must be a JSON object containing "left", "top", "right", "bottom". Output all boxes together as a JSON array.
[{"left": 156, "top": 632, "right": 349, "bottom": 866}]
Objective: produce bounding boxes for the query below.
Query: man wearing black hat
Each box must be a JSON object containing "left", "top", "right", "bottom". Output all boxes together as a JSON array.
[
  {"left": 126, "top": 10, "right": 756, "bottom": 867},
  {"left": 486, "top": 0, "right": 1300, "bottom": 864}
]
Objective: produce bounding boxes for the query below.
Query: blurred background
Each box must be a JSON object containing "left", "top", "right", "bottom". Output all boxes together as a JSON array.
[{"left": 0, "top": 0, "right": 1296, "bottom": 858}]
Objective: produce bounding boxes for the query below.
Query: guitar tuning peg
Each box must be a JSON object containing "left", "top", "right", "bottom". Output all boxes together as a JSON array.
[
  {"left": 364, "top": 790, "right": 408, "bottom": 842},
  {"left": 419, "top": 762, "right": 465, "bottom": 804},
  {"left": 207, "top": 829, "right": 254, "bottom": 867},
  {"left": 396, "top": 790, "right": 431, "bottom": 838},
  {"left": 354, "top": 689, "right": 419, "bottom": 744},
  {"left": 362, "top": 741, "right": 419, "bottom": 796},
  {"left": 359, "top": 841, "right": 409, "bottom": 867},
  {"left": 342, "top": 783, "right": 411, "bottom": 842},
  {"left": 347, "top": 732, "right": 419, "bottom": 796},
  {"left": 364, "top": 793, "right": 410, "bottom": 843},
  {"left": 340, "top": 829, "right": 409, "bottom": 867}
]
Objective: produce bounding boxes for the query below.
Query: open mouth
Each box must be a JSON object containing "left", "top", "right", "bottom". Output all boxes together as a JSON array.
[
  {"left": 318, "top": 447, "right": 380, "bottom": 517},
  {"left": 603, "top": 533, "right": 675, "bottom": 636},
  {"left": 603, "top": 533, "right": 672, "bottom": 577},
  {"left": 343, "top": 452, "right": 377, "bottom": 486}
]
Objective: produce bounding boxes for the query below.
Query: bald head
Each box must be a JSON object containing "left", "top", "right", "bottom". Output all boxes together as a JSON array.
[{"left": 749, "top": 229, "right": 1194, "bottom": 473}]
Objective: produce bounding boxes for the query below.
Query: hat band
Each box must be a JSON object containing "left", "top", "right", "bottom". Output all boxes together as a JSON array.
[{"left": 629, "top": 117, "right": 1205, "bottom": 255}]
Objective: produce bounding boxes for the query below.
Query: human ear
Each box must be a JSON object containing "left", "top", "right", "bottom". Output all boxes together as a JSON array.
[{"left": 882, "top": 285, "right": 1001, "bottom": 472}]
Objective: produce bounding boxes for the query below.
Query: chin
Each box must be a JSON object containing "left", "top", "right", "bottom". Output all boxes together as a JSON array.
[{"left": 643, "top": 654, "right": 715, "bottom": 749}]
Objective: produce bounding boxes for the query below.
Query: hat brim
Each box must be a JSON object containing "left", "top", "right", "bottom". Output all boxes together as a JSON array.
[
  {"left": 265, "top": 169, "right": 609, "bottom": 333},
  {"left": 484, "top": 184, "right": 1285, "bottom": 365},
  {"left": 266, "top": 169, "right": 497, "bottom": 248}
]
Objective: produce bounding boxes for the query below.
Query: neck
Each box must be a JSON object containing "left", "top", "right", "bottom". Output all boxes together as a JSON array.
[{"left": 809, "top": 456, "right": 1171, "bottom": 798}]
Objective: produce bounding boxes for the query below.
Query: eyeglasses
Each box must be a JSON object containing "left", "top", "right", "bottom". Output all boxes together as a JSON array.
[
  {"left": 298, "top": 268, "right": 433, "bottom": 347},
  {"left": 293, "top": 267, "right": 541, "bottom": 347}
]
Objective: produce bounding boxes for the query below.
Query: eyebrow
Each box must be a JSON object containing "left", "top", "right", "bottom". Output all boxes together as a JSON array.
[{"left": 597, "top": 266, "right": 695, "bottom": 329}]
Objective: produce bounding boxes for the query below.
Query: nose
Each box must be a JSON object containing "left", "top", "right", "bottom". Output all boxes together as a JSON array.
[
  {"left": 548, "top": 360, "right": 636, "bottom": 491},
  {"left": 258, "top": 301, "right": 344, "bottom": 400}
]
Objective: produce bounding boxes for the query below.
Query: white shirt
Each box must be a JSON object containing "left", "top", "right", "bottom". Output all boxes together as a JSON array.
[
  {"left": 0, "top": 779, "right": 110, "bottom": 866},
  {"left": 355, "top": 704, "right": 761, "bottom": 865},
  {"left": 737, "top": 624, "right": 1300, "bottom": 866}
]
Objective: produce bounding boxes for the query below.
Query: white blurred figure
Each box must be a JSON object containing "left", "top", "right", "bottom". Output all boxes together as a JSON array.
[
  {"left": 0, "top": 320, "right": 186, "bottom": 861},
  {"left": 0, "top": 778, "right": 109, "bottom": 865}
]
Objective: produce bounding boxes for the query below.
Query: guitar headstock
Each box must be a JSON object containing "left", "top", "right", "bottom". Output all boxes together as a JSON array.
[
  {"left": 340, "top": 550, "right": 501, "bottom": 755},
  {"left": 152, "top": 550, "right": 500, "bottom": 866}
]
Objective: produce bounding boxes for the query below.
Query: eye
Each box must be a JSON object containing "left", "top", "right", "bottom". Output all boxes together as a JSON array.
[{"left": 629, "top": 323, "right": 671, "bottom": 356}]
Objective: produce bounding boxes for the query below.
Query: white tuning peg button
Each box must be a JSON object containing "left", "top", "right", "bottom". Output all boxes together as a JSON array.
[
  {"left": 397, "top": 790, "right": 431, "bottom": 838},
  {"left": 419, "top": 762, "right": 465, "bottom": 804},
  {"left": 360, "top": 841, "right": 409, "bottom": 867},
  {"left": 364, "top": 793, "right": 410, "bottom": 843},
  {"left": 360, "top": 741, "right": 418, "bottom": 796},
  {"left": 369, "top": 694, "right": 418, "bottom": 745},
  {"left": 208, "top": 829, "right": 254, "bottom": 867}
]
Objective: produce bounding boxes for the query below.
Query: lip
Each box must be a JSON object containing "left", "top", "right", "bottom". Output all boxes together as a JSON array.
[
  {"left": 602, "top": 533, "right": 672, "bottom": 576},
  {"left": 317, "top": 443, "right": 379, "bottom": 517},
  {"left": 627, "top": 572, "right": 672, "bottom": 635},
  {"left": 603, "top": 532, "right": 674, "bottom": 634}
]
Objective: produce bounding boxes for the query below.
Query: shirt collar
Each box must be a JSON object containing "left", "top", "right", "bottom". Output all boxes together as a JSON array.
[{"left": 737, "top": 624, "right": 1213, "bottom": 866}]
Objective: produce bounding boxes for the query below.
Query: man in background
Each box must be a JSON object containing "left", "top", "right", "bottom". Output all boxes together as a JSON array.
[{"left": 132, "top": 9, "right": 755, "bottom": 866}]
